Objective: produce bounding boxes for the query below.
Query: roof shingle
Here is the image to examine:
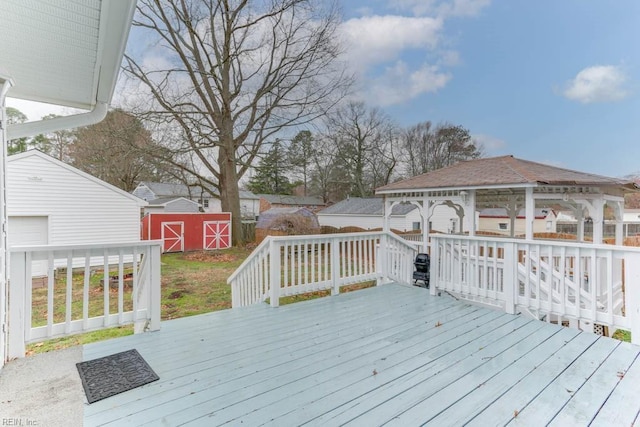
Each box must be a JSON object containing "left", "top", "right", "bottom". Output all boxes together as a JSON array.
[{"left": 376, "top": 155, "right": 635, "bottom": 192}]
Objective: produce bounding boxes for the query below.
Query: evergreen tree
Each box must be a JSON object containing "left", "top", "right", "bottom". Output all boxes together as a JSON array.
[{"left": 247, "top": 140, "right": 293, "bottom": 194}]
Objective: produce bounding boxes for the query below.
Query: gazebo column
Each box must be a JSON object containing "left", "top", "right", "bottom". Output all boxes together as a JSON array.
[
  {"left": 464, "top": 190, "right": 476, "bottom": 236},
  {"left": 422, "top": 198, "right": 431, "bottom": 253},
  {"left": 525, "top": 187, "right": 534, "bottom": 240},
  {"left": 383, "top": 197, "right": 393, "bottom": 232},
  {"left": 576, "top": 207, "right": 585, "bottom": 242}
]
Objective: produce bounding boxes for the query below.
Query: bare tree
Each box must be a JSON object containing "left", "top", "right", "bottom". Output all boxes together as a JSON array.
[
  {"left": 72, "top": 109, "right": 174, "bottom": 192},
  {"left": 327, "top": 101, "right": 398, "bottom": 197},
  {"left": 401, "top": 121, "right": 483, "bottom": 176},
  {"left": 123, "top": 0, "right": 351, "bottom": 243}
]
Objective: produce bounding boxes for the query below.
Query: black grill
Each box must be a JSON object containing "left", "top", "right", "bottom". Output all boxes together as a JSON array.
[{"left": 413, "top": 253, "right": 430, "bottom": 288}]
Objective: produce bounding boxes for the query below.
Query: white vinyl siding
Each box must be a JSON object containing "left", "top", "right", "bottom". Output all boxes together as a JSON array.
[{"left": 7, "top": 153, "right": 143, "bottom": 246}]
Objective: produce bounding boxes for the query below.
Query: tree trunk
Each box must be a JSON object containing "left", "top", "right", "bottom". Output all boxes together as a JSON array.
[{"left": 219, "top": 146, "right": 243, "bottom": 245}]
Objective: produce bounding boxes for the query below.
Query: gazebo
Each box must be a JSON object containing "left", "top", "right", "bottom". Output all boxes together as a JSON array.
[{"left": 376, "top": 155, "right": 639, "bottom": 251}]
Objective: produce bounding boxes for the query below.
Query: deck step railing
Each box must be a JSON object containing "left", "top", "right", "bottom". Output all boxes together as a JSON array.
[
  {"left": 430, "top": 234, "right": 640, "bottom": 344},
  {"left": 8, "top": 241, "right": 162, "bottom": 359},
  {"left": 228, "top": 232, "right": 417, "bottom": 308}
]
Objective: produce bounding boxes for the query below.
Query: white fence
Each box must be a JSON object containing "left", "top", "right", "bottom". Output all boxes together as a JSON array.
[
  {"left": 430, "top": 234, "right": 640, "bottom": 344},
  {"left": 228, "top": 232, "right": 417, "bottom": 308},
  {"left": 8, "top": 241, "right": 162, "bottom": 359}
]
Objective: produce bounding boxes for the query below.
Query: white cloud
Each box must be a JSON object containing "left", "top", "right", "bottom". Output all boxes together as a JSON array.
[
  {"left": 5, "top": 98, "right": 82, "bottom": 122},
  {"left": 340, "top": 15, "right": 442, "bottom": 71},
  {"left": 388, "top": 0, "right": 491, "bottom": 18},
  {"left": 472, "top": 133, "right": 507, "bottom": 153},
  {"left": 563, "top": 65, "right": 629, "bottom": 104},
  {"left": 367, "top": 61, "right": 451, "bottom": 106}
]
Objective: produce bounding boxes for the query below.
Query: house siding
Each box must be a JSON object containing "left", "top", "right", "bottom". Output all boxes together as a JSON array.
[
  {"left": 317, "top": 204, "right": 459, "bottom": 233},
  {"left": 7, "top": 153, "right": 143, "bottom": 246},
  {"left": 131, "top": 184, "right": 155, "bottom": 201}
]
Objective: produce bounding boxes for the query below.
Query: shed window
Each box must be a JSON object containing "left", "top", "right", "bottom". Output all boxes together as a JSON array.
[{"left": 499, "top": 223, "right": 508, "bottom": 230}]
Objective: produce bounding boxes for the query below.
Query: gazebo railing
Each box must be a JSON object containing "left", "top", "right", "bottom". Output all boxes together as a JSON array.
[{"left": 430, "top": 234, "right": 640, "bottom": 344}]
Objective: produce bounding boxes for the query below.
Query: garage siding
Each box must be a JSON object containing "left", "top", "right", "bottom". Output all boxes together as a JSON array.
[{"left": 7, "top": 152, "right": 144, "bottom": 247}]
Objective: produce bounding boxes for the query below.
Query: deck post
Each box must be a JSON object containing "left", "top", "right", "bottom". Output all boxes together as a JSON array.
[
  {"left": 8, "top": 251, "right": 27, "bottom": 359},
  {"left": 429, "top": 237, "right": 438, "bottom": 296},
  {"left": 149, "top": 244, "right": 161, "bottom": 331},
  {"left": 625, "top": 252, "right": 640, "bottom": 345},
  {"left": 331, "top": 236, "right": 340, "bottom": 295},
  {"left": 502, "top": 242, "right": 517, "bottom": 314},
  {"left": 377, "top": 234, "right": 388, "bottom": 285},
  {"left": 269, "top": 239, "right": 281, "bottom": 307}
]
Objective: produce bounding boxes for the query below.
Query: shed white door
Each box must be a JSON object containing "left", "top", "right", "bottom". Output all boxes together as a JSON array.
[
  {"left": 203, "top": 221, "right": 231, "bottom": 250},
  {"left": 8, "top": 216, "right": 48, "bottom": 276},
  {"left": 161, "top": 222, "right": 184, "bottom": 253}
]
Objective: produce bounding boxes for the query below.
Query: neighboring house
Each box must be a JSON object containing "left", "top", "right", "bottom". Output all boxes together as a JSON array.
[
  {"left": 132, "top": 181, "right": 217, "bottom": 211},
  {"left": 623, "top": 209, "right": 640, "bottom": 236},
  {"left": 132, "top": 181, "right": 260, "bottom": 218},
  {"left": 239, "top": 191, "right": 261, "bottom": 220},
  {"left": 258, "top": 194, "right": 325, "bottom": 213},
  {"left": 478, "top": 208, "right": 557, "bottom": 236},
  {"left": 316, "top": 197, "right": 458, "bottom": 233},
  {"left": 143, "top": 197, "right": 200, "bottom": 214},
  {"left": 7, "top": 150, "right": 147, "bottom": 275}
]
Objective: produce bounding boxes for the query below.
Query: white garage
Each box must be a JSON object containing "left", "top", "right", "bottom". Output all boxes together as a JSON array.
[{"left": 7, "top": 150, "right": 147, "bottom": 273}]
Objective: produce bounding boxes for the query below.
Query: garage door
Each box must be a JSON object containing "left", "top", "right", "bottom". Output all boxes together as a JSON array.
[{"left": 8, "top": 216, "right": 49, "bottom": 276}]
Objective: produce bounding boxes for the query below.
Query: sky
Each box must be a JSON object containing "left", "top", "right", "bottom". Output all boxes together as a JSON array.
[{"left": 7, "top": 0, "right": 640, "bottom": 178}]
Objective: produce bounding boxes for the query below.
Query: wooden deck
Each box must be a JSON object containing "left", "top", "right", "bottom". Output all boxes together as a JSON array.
[{"left": 83, "top": 284, "right": 640, "bottom": 426}]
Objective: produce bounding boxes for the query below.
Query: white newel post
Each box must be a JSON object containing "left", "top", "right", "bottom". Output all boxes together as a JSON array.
[
  {"left": 378, "top": 233, "right": 388, "bottom": 285},
  {"left": 502, "top": 242, "right": 517, "bottom": 314},
  {"left": 331, "top": 236, "right": 340, "bottom": 296},
  {"left": 269, "top": 239, "right": 281, "bottom": 307},
  {"left": 625, "top": 252, "right": 640, "bottom": 345},
  {"left": 8, "top": 251, "right": 27, "bottom": 359},
  {"left": 429, "top": 237, "right": 439, "bottom": 296},
  {"left": 149, "top": 244, "right": 161, "bottom": 331}
]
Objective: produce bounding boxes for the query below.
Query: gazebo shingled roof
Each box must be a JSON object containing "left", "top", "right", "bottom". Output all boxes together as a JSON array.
[{"left": 376, "top": 155, "right": 638, "bottom": 193}]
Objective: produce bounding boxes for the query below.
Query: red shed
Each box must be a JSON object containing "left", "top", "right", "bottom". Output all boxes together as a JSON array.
[{"left": 141, "top": 213, "right": 232, "bottom": 252}]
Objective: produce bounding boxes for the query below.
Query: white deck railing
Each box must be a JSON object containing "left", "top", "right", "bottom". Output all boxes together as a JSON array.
[
  {"left": 8, "top": 241, "right": 162, "bottom": 359},
  {"left": 228, "top": 232, "right": 417, "bottom": 308},
  {"left": 430, "top": 234, "right": 640, "bottom": 344}
]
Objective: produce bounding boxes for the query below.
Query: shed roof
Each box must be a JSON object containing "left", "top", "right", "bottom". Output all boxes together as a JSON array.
[
  {"left": 318, "top": 197, "right": 417, "bottom": 216},
  {"left": 377, "top": 155, "right": 637, "bottom": 193},
  {"left": 1, "top": 0, "right": 136, "bottom": 110},
  {"left": 8, "top": 150, "right": 147, "bottom": 206}
]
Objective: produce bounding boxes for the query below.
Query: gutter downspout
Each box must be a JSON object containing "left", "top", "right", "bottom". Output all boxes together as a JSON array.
[
  {"left": 0, "top": 73, "right": 14, "bottom": 369},
  {"left": 6, "top": 101, "right": 108, "bottom": 140}
]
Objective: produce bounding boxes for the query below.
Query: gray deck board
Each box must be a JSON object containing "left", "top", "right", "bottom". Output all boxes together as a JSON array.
[{"left": 81, "top": 283, "right": 640, "bottom": 426}]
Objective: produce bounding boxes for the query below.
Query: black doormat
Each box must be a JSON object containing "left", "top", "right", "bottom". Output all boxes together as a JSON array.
[{"left": 76, "top": 349, "right": 159, "bottom": 404}]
